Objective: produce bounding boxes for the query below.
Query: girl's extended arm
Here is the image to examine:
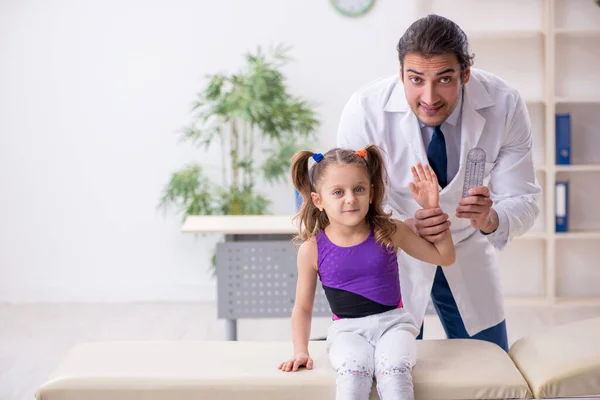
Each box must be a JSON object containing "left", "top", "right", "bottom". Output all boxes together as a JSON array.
[
  {"left": 392, "top": 219, "right": 456, "bottom": 266},
  {"left": 279, "top": 238, "right": 318, "bottom": 372}
]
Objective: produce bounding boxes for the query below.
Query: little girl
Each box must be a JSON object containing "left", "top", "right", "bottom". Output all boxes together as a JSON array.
[{"left": 278, "top": 145, "right": 456, "bottom": 400}]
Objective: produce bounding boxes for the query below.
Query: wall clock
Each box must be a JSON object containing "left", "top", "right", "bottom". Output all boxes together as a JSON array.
[{"left": 331, "top": 0, "right": 376, "bottom": 17}]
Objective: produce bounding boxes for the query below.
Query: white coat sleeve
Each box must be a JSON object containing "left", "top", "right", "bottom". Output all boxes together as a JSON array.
[
  {"left": 485, "top": 91, "right": 542, "bottom": 251},
  {"left": 336, "top": 93, "right": 408, "bottom": 221}
]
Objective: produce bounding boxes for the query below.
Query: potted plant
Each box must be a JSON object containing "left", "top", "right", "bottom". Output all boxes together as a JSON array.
[
  {"left": 159, "top": 44, "right": 320, "bottom": 220},
  {"left": 158, "top": 46, "right": 323, "bottom": 330}
]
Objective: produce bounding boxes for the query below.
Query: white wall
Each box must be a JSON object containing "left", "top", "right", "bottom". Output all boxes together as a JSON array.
[
  {"left": 5, "top": 0, "right": 588, "bottom": 303},
  {"left": 0, "top": 0, "right": 425, "bottom": 302}
]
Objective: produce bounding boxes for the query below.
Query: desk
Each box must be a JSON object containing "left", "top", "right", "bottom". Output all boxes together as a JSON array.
[{"left": 182, "top": 215, "right": 330, "bottom": 340}]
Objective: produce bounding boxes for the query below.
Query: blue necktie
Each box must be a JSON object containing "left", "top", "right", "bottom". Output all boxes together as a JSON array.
[{"left": 427, "top": 125, "right": 448, "bottom": 188}]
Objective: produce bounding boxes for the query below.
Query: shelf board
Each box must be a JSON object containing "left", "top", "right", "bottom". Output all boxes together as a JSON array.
[
  {"left": 555, "top": 29, "right": 600, "bottom": 37},
  {"left": 515, "top": 231, "right": 600, "bottom": 240},
  {"left": 554, "top": 297, "right": 600, "bottom": 306},
  {"left": 504, "top": 297, "right": 600, "bottom": 306},
  {"left": 504, "top": 297, "right": 550, "bottom": 307},
  {"left": 555, "top": 164, "right": 600, "bottom": 172},
  {"left": 519, "top": 231, "right": 547, "bottom": 240},
  {"left": 525, "top": 98, "right": 546, "bottom": 104},
  {"left": 468, "top": 30, "right": 544, "bottom": 39},
  {"left": 555, "top": 97, "right": 600, "bottom": 104},
  {"left": 554, "top": 231, "right": 600, "bottom": 240}
]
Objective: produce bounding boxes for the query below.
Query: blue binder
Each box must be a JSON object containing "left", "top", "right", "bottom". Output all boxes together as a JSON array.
[
  {"left": 555, "top": 180, "right": 569, "bottom": 232},
  {"left": 555, "top": 113, "right": 571, "bottom": 165}
]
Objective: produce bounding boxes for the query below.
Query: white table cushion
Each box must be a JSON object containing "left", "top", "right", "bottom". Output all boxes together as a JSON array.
[
  {"left": 509, "top": 316, "right": 600, "bottom": 399},
  {"left": 36, "top": 339, "right": 532, "bottom": 400}
]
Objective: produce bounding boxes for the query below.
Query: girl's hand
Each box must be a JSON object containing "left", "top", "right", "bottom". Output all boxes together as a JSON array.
[
  {"left": 409, "top": 163, "right": 440, "bottom": 210},
  {"left": 278, "top": 353, "right": 313, "bottom": 372}
]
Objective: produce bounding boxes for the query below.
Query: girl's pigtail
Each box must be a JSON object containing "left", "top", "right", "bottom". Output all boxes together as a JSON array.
[{"left": 291, "top": 151, "right": 319, "bottom": 244}]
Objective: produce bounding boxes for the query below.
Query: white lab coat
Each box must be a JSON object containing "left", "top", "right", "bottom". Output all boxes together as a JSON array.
[{"left": 337, "top": 69, "right": 542, "bottom": 336}]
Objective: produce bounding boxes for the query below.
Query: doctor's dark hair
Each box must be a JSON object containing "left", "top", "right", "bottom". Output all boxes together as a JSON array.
[
  {"left": 397, "top": 14, "right": 474, "bottom": 77},
  {"left": 290, "top": 145, "right": 396, "bottom": 250}
]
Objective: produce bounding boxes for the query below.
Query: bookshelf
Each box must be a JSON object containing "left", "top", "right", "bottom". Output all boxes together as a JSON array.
[{"left": 419, "top": 0, "right": 600, "bottom": 305}]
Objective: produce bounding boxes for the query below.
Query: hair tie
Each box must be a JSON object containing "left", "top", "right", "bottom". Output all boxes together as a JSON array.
[
  {"left": 312, "top": 153, "right": 323, "bottom": 163},
  {"left": 355, "top": 149, "right": 367, "bottom": 158}
]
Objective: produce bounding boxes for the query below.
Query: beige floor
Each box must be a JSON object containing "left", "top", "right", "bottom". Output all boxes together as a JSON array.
[{"left": 1, "top": 302, "right": 599, "bottom": 400}]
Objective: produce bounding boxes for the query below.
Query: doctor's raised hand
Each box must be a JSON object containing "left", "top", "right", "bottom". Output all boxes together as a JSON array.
[{"left": 456, "top": 185, "right": 499, "bottom": 234}]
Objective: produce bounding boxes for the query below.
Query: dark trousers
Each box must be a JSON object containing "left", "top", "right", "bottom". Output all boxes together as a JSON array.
[{"left": 416, "top": 266, "right": 509, "bottom": 352}]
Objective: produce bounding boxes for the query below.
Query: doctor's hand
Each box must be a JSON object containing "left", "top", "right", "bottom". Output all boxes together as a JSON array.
[
  {"left": 412, "top": 207, "right": 451, "bottom": 243},
  {"left": 456, "top": 186, "right": 499, "bottom": 233}
]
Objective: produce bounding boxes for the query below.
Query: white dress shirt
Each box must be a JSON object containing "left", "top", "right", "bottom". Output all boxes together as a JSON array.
[{"left": 419, "top": 90, "right": 463, "bottom": 185}]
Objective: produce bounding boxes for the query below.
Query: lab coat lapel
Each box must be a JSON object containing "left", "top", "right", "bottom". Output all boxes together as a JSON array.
[
  {"left": 459, "top": 77, "right": 495, "bottom": 165},
  {"left": 384, "top": 80, "right": 429, "bottom": 166}
]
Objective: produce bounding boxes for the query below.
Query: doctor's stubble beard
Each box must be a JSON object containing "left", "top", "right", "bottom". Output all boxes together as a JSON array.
[
  {"left": 413, "top": 99, "right": 459, "bottom": 128},
  {"left": 411, "top": 84, "right": 465, "bottom": 128}
]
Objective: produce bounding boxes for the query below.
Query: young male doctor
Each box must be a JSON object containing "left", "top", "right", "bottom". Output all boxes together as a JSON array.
[{"left": 337, "top": 14, "right": 542, "bottom": 351}]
